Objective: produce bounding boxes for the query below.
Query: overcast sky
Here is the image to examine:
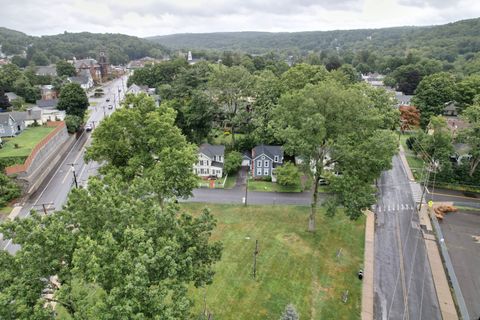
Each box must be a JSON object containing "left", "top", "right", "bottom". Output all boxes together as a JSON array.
[{"left": 1, "top": 0, "right": 479, "bottom": 37}]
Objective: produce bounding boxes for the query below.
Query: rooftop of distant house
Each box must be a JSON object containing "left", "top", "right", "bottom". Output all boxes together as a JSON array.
[{"left": 199, "top": 143, "right": 225, "bottom": 158}]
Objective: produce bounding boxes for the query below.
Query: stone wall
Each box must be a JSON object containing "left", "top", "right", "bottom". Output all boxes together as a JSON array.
[{"left": 5, "top": 122, "right": 76, "bottom": 194}]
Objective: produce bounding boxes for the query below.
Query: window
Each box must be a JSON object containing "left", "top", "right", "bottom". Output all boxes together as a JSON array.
[
  {"left": 261, "top": 156, "right": 265, "bottom": 159},
  {"left": 264, "top": 169, "right": 269, "bottom": 176},
  {"left": 264, "top": 160, "right": 269, "bottom": 167},
  {"left": 274, "top": 155, "right": 279, "bottom": 162},
  {"left": 257, "top": 169, "right": 262, "bottom": 175},
  {"left": 257, "top": 160, "right": 262, "bottom": 167},
  {"left": 200, "top": 160, "right": 204, "bottom": 166}
]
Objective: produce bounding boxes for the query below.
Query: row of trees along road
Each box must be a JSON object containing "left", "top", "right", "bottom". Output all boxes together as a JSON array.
[
  {"left": 129, "top": 59, "right": 399, "bottom": 231},
  {"left": 0, "top": 94, "right": 222, "bottom": 318}
]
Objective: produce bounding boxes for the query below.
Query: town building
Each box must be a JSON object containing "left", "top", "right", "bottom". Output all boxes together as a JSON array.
[{"left": 251, "top": 145, "right": 284, "bottom": 181}]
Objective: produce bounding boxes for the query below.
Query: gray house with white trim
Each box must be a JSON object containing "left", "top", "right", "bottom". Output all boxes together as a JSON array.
[
  {"left": 251, "top": 145, "right": 283, "bottom": 181},
  {"left": 0, "top": 113, "right": 25, "bottom": 137}
]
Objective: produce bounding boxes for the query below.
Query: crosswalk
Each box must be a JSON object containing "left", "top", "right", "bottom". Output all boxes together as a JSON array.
[
  {"left": 409, "top": 181, "right": 424, "bottom": 203},
  {"left": 372, "top": 203, "right": 416, "bottom": 212}
]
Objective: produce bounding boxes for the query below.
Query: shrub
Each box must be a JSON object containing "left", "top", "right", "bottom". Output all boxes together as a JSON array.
[
  {"left": 65, "top": 115, "right": 83, "bottom": 133},
  {"left": 224, "top": 151, "right": 243, "bottom": 174},
  {"left": 275, "top": 162, "right": 301, "bottom": 186},
  {"left": 0, "top": 173, "right": 21, "bottom": 207}
]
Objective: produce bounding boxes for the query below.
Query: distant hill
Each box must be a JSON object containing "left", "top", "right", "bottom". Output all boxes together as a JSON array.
[
  {"left": 147, "top": 18, "right": 480, "bottom": 59},
  {"left": 0, "top": 28, "right": 169, "bottom": 65}
]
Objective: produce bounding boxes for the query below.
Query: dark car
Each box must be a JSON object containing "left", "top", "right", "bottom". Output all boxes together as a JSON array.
[
  {"left": 106, "top": 98, "right": 110, "bottom": 102},
  {"left": 85, "top": 124, "right": 93, "bottom": 132},
  {"left": 108, "top": 105, "right": 113, "bottom": 109}
]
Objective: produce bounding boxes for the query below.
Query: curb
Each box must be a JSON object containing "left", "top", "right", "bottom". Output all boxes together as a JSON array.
[
  {"left": 361, "top": 210, "right": 374, "bottom": 320},
  {"left": 398, "top": 146, "right": 459, "bottom": 319}
]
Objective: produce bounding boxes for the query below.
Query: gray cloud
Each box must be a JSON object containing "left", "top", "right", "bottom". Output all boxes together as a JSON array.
[
  {"left": 398, "top": 0, "right": 461, "bottom": 8},
  {"left": 0, "top": 0, "right": 478, "bottom": 37}
]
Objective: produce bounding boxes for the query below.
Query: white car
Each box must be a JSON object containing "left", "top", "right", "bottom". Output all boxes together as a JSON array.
[{"left": 85, "top": 124, "right": 93, "bottom": 132}]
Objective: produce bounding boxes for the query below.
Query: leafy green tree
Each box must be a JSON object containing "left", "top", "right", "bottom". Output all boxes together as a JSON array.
[
  {"left": 455, "top": 74, "right": 480, "bottom": 109},
  {"left": 0, "top": 89, "right": 11, "bottom": 111},
  {"left": 13, "top": 76, "right": 41, "bottom": 103},
  {"left": 224, "top": 151, "right": 243, "bottom": 174},
  {"left": 11, "top": 55, "right": 28, "bottom": 68},
  {"left": 166, "top": 91, "right": 216, "bottom": 144},
  {"left": 275, "top": 162, "right": 301, "bottom": 187},
  {"left": 57, "top": 82, "right": 89, "bottom": 118},
  {"left": 86, "top": 94, "right": 198, "bottom": 207},
  {"left": 391, "top": 64, "right": 423, "bottom": 95},
  {"left": 31, "top": 51, "right": 50, "bottom": 66},
  {"left": 209, "top": 65, "right": 254, "bottom": 144},
  {"left": 56, "top": 60, "right": 77, "bottom": 77},
  {"left": 65, "top": 115, "right": 83, "bottom": 133},
  {"left": 357, "top": 83, "right": 400, "bottom": 130},
  {"left": 412, "top": 72, "right": 456, "bottom": 127},
  {"left": 280, "top": 63, "right": 329, "bottom": 91},
  {"left": 0, "top": 177, "right": 222, "bottom": 319},
  {"left": 10, "top": 97, "right": 26, "bottom": 111},
  {"left": 0, "top": 63, "right": 22, "bottom": 92},
  {"left": 0, "top": 173, "right": 21, "bottom": 207},
  {"left": 458, "top": 104, "right": 480, "bottom": 176},
  {"left": 273, "top": 80, "right": 397, "bottom": 229},
  {"left": 251, "top": 70, "right": 283, "bottom": 144}
]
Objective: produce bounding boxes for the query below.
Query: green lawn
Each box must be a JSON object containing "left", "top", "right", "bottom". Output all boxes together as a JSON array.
[
  {"left": 182, "top": 203, "right": 365, "bottom": 320},
  {"left": 224, "top": 173, "right": 237, "bottom": 189},
  {"left": 0, "top": 205, "right": 13, "bottom": 219},
  {"left": 0, "top": 126, "right": 56, "bottom": 158},
  {"left": 248, "top": 179, "right": 302, "bottom": 193}
]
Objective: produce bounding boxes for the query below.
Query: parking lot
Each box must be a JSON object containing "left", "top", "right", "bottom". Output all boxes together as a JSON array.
[{"left": 440, "top": 209, "right": 480, "bottom": 319}]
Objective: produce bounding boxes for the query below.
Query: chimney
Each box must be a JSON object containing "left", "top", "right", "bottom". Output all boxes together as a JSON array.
[{"left": 27, "top": 108, "right": 32, "bottom": 116}]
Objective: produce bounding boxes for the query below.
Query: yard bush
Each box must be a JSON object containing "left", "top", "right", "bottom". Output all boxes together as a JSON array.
[
  {"left": 65, "top": 115, "right": 83, "bottom": 133},
  {"left": 0, "top": 173, "right": 21, "bottom": 207},
  {"left": 275, "top": 162, "right": 301, "bottom": 186},
  {"left": 225, "top": 151, "right": 242, "bottom": 174}
]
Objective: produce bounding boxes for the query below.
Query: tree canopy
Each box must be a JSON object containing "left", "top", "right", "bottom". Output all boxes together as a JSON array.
[{"left": 57, "top": 83, "right": 89, "bottom": 118}]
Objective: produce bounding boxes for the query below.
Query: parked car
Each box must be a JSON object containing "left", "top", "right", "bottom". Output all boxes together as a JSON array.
[
  {"left": 85, "top": 124, "right": 93, "bottom": 132},
  {"left": 106, "top": 98, "right": 110, "bottom": 102},
  {"left": 108, "top": 105, "right": 113, "bottom": 109}
]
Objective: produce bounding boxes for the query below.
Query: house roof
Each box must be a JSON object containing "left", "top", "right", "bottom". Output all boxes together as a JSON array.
[
  {"left": 127, "top": 84, "right": 148, "bottom": 94},
  {"left": 36, "top": 65, "right": 57, "bottom": 77},
  {"left": 252, "top": 145, "right": 283, "bottom": 160},
  {"left": 36, "top": 99, "right": 59, "bottom": 109},
  {"left": 5, "top": 92, "right": 18, "bottom": 101},
  {"left": 444, "top": 101, "right": 458, "bottom": 112},
  {"left": 68, "top": 75, "right": 90, "bottom": 85},
  {"left": 9, "top": 109, "right": 42, "bottom": 122},
  {"left": 199, "top": 143, "right": 225, "bottom": 158},
  {"left": 74, "top": 58, "right": 97, "bottom": 69},
  {"left": 0, "top": 113, "right": 14, "bottom": 125},
  {"left": 242, "top": 150, "right": 252, "bottom": 160}
]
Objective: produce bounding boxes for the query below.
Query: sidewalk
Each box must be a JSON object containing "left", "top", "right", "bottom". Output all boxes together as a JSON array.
[
  {"left": 361, "top": 210, "right": 374, "bottom": 320},
  {"left": 398, "top": 145, "right": 459, "bottom": 320}
]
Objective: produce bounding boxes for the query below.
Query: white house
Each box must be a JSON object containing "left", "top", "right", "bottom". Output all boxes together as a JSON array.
[{"left": 194, "top": 143, "right": 225, "bottom": 179}]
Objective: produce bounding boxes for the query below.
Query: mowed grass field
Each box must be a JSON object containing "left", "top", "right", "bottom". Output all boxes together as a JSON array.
[
  {"left": 0, "top": 126, "right": 56, "bottom": 158},
  {"left": 181, "top": 203, "right": 365, "bottom": 319}
]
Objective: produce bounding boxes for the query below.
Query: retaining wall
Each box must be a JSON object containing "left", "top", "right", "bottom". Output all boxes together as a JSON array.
[{"left": 4, "top": 122, "right": 76, "bottom": 194}]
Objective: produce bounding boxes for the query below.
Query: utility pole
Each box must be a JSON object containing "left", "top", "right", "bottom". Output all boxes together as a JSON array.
[
  {"left": 418, "top": 159, "right": 435, "bottom": 211},
  {"left": 252, "top": 240, "right": 259, "bottom": 279},
  {"left": 102, "top": 105, "right": 106, "bottom": 118},
  {"left": 244, "top": 174, "right": 248, "bottom": 207}
]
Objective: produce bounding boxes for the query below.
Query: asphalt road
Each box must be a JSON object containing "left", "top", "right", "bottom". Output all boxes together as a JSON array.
[
  {"left": 374, "top": 155, "right": 441, "bottom": 320},
  {"left": 187, "top": 187, "right": 317, "bottom": 205},
  {"left": 425, "top": 187, "right": 480, "bottom": 208},
  {"left": 1, "top": 76, "right": 128, "bottom": 254},
  {"left": 440, "top": 210, "right": 480, "bottom": 319}
]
